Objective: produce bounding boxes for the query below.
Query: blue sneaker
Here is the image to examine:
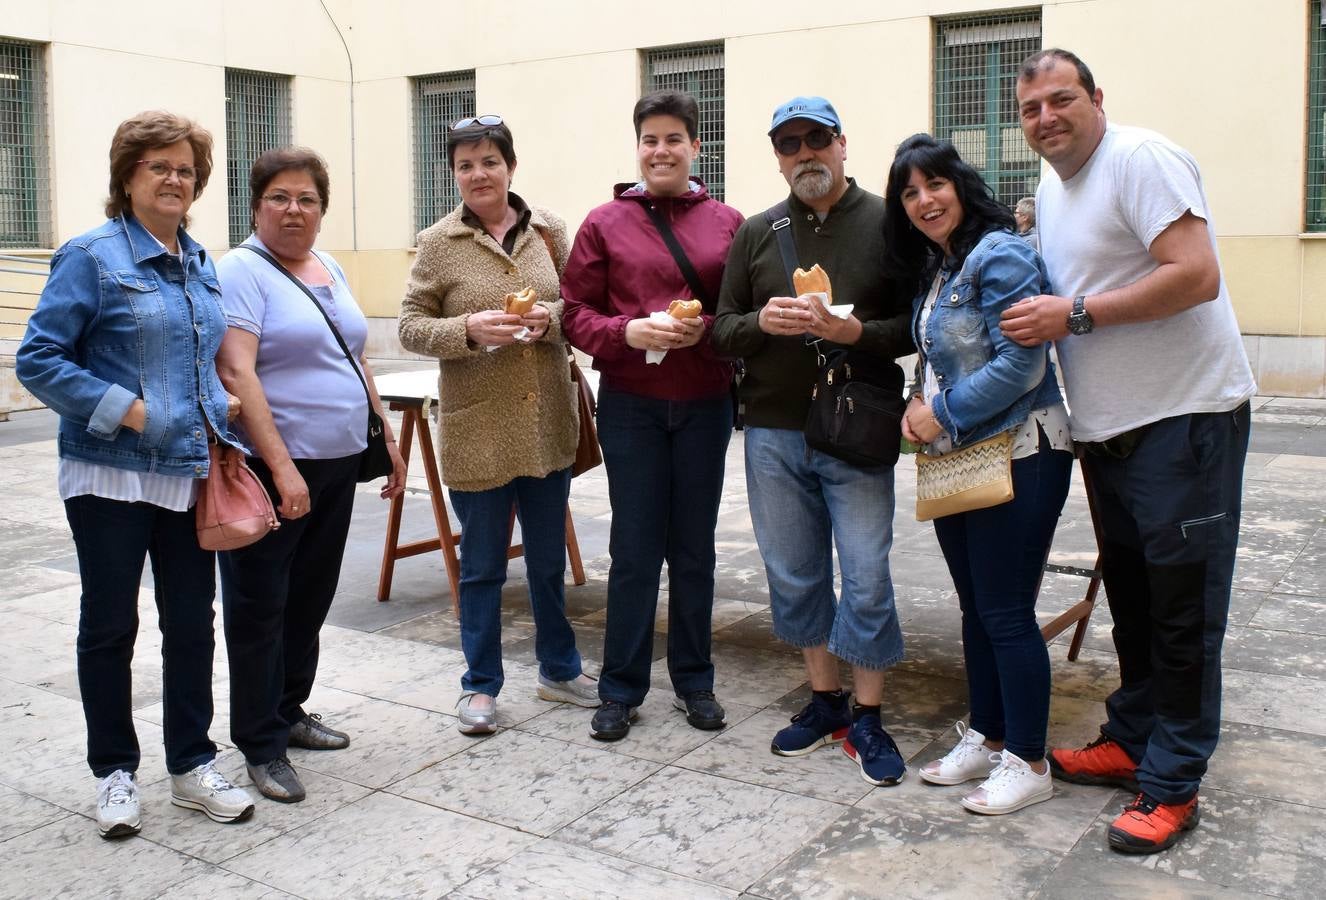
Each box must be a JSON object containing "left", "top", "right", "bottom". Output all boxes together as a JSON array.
[
  {"left": 843, "top": 714, "right": 906, "bottom": 786},
  {"left": 771, "top": 693, "right": 852, "bottom": 757}
]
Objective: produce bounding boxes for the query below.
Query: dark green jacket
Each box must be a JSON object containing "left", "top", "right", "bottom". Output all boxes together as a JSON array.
[{"left": 712, "top": 179, "right": 913, "bottom": 429}]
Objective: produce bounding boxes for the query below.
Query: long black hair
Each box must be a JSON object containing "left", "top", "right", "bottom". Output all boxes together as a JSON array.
[{"left": 882, "top": 133, "right": 1015, "bottom": 297}]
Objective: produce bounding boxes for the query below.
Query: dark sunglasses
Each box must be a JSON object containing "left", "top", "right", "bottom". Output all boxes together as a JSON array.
[
  {"left": 451, "top": 114, "right": 504, "bottom": 130},
  {"left": 772, "top": 127, "right": 838, "bottom": 156}
]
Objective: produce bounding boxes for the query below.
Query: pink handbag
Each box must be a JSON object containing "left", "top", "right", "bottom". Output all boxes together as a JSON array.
[{"left": 195, "top": 441, "right": 279, "bottom": 551}]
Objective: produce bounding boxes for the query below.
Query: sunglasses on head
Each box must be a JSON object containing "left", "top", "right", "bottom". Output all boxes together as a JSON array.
[
  {"left": 451, "top": 114, "right": 504, "bottom": 130},
  {"left": 773, "top": 127, "right": 838, "bottom": 156}
]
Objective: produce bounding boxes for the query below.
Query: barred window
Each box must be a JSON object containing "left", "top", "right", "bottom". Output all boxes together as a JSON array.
[
  {"left": 412, "top": 71, "right": 475, "bottom": 234},
  {"left": 934, "top": 13, "right": 1041, "bottom": 207},
  {"left": 0, "top": 39, "right": 50, "bottom": 248},
  {"left": 1309, "top": 1, "right": 1326, "bottom": 230},
  {"left": 643, "top": 43, "right": 725, "bottom": 201},
  {"left": 225, "top": 68, "right": 292, "bottom": 247}
]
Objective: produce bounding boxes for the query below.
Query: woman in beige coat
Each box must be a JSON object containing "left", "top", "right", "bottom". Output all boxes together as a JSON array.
[{"left": 398, "top": 117, "right": 597, "bottom": 734}]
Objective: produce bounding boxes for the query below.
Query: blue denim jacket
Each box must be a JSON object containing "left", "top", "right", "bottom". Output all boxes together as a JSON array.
[
  {"left": 912, "top": 229, "right": 1062, "bottom": 447},
  {"left": 16, "top": 214, "right": 236, "bottom": 476}
]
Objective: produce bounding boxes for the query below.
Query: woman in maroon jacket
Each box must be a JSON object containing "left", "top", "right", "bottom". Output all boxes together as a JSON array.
[{"left": 562, "top": 90, "right": 743, "bottom": 742}]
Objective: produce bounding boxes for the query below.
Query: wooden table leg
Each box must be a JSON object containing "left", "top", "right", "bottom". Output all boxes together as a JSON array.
[
  {"left": 565, "top": 505, "right": 586, "bottom": 586},
  {"left": 376, "top": 403, "right": 416, "bottom": 603}
]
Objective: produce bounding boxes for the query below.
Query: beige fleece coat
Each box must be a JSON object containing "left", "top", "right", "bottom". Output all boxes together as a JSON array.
[{"left": 397, "top": 204, "right": 577, "bottom": 492}]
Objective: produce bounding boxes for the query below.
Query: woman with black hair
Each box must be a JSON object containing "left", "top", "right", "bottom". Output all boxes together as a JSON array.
[{"left": 883, "top": 134, "right": 1073, "bottom": 816}]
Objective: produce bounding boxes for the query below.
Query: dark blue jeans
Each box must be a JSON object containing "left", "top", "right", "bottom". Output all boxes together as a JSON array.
[
  {"left": 1086, "top": 402, "right": 1250, "bottom": 804},
  {"left": 220, "top": 455, "right": 358, "bottom": 765},
  {"left": 449, "top": 466, "right": 582, "bottom": 697},
  {"left": 595, "top": 388, "right": 732, "bottom": 706},
  {"left": 64, "top": 495, "right": 219, "bottom": 777},
  {"left": 933, "top": 440, "right": 1073, "bottom": 761}
]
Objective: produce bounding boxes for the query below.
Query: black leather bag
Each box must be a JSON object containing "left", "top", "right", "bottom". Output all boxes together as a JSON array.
[{"left": 804, "top": 348, "right": 906, "bottom": 469}]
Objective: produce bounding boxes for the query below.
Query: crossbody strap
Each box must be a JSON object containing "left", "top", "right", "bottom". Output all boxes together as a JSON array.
[
  {"left": 641, "top": 202, "right": 713, "bottom": 306},
  {"left": 763, "top": 200, "right": 798, "bottom": 295},
  {"left": 237, "top": 244, "right": 373, "bottom": 406}
]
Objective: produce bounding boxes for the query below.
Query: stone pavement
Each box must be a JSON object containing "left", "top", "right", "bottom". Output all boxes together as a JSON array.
[{"left": 1, "top": 379, "right": 1323, "bottom": 899}]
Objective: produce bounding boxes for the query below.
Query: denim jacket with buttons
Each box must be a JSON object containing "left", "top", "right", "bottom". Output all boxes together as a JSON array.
[
  {"left": 17, "top": 214, "right": 237, "bottom": 477},
  {"left": 911, "top": 229, "right": 1062, "bottom": 448}
]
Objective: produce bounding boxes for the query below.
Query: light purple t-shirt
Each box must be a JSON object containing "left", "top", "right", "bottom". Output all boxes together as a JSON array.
[{"left": 216, "top": 236, "right": 369, "bottom": 460}]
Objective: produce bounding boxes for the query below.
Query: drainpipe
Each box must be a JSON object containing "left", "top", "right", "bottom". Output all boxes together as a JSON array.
[{"left": 319, "top": 0, "right": 357, "bottom": 250}]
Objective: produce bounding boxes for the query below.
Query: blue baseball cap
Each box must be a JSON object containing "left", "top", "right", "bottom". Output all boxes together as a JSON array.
[{"left": 768, "top": 96, "right": 842, "bottom": 136}]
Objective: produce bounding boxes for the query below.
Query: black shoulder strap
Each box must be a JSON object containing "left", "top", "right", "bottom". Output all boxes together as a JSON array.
[
  {"left": 237, "top": 244, "right": 372, "bottom": 404},
  {"left": 763, "top": 200, "right": 798, "bottom": 295},
  {"left": 641, "top": 203, "right": 713, "bottom": 306}
]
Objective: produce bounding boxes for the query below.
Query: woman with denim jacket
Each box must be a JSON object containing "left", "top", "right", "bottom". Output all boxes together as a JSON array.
[
  {"left": 882, "top": 134, "right": 1073, "bottom": 816},
  {"left": 15, "top": 111, "right": 255, "bottom": 838}
]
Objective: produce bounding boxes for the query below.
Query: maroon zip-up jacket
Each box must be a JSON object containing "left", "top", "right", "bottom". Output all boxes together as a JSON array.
[{"left": 561, "top": 179, "right": 744, "bottom": 401}]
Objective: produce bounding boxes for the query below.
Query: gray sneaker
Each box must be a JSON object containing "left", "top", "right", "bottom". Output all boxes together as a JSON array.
[
  {"left": 536, "top": 673, "right": 602, "bottom": 708},
  {"left": 95, "top": 769, "right": 140, "bottom": 838},
  {"left": 247, "top": 756, "right": 306, "bottom": 803},
  {"left": 456, "top": 691, "right": 497, "bottom": 735},
  {"left": 171, "top": 760, "right": 256, "bottom": 823},
  {"left": 288, "top": 713, "right": 350, "bottom": 751}
]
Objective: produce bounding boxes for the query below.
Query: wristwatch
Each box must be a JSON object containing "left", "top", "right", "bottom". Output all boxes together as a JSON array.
[{"left": 1067, "top": 295, "right": 1094, "bottom": 335}]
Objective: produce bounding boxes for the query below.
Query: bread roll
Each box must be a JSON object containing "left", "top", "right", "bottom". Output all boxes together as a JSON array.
[
  {"left": 666, "top": 298, "right": 703, "bottom": 319},
  {"left": 792, "top": 264, "right": 832, "bottom": 303},
  {"left": 504, "top": 287, "right": 537, "bottom": 316}
]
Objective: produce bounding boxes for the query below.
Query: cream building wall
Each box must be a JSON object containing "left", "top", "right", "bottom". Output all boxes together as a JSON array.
[{"left": 2, "top": 0, "right": 1323, "bottom": 396}]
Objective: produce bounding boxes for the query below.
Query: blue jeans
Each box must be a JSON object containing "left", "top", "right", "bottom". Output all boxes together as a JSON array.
[
  {"left": 932, "top": 439, "right": 1073, "bottom": 761},
  {"left": 64, "top": 495, "right": 219, "bottom": 777},
  {"left": 743, "top": 427, "right": 904, "bottom": 670},
  {"left": 1086, "top": 403, "right": 1250, "bottom": 803},
  {"left": 595, "top": 388, "right": 732, "bottom": 705},
  {"left": 449, "top": 467, "right": 582, "bottom": 697}
]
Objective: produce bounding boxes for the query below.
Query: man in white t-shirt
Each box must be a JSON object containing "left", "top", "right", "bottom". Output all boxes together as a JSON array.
[{"left": 1001, "top": 48, "right": 1255, "bottom": 856}]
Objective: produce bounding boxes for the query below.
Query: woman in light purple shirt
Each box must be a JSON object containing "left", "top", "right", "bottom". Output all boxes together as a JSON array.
[{"left": 216, "top": 147, "right": 405, "bottom": 806}]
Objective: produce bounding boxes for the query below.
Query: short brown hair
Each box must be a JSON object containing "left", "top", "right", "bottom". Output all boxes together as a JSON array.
[
  {"left": 105, "top": 111, "right": 214, "bottom": 222},
  {"left": 633, "top": 90, "right": 699, "bottom": 140},
  {"left": 247, "top": 146, "right": 331, "bottom": 231}
]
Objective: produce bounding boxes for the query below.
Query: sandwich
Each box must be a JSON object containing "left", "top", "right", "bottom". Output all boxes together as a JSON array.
[
  {"left": 666, "top": 298, "right": 703, "bottom": 319},
  {"left": 504, "top": 287, "right": 537, "bottom": 316},
  {"left": 792, "top": 264, "right": 832, "bottom": 303}
]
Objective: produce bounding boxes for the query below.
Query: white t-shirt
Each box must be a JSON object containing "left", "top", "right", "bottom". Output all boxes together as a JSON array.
[{"left": 1037, "top": 123, "right": 1255, "bottom": 442}]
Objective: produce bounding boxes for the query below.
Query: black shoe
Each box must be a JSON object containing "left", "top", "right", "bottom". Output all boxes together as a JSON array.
[
  {"left": 673, "top": 690, "right": 727, "bottom": 731},
  {"left": 589, "top": 700, "right": 638, "bottom": 742}
]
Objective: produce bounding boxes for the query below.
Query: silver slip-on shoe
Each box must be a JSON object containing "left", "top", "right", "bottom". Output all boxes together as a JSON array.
[
  {"left": 247, "top": 756, "right": 306, "bottom": 803},
  {"left": 96, "top": 769, "right": 141, "bottom": 838},
  {"left": 288, "top": 713, "right": 350, "bottom": 751},
  {"left": 457, "top": 691, "right": 498, "bottom": 735},
  {"left": 536, "top": 673, "right": 602, "bottom": 708},
  {"left": 171, "top": 760, "right": 256, "bottom": 823}
]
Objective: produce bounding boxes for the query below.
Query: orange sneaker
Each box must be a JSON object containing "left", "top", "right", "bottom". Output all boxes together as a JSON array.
[
  {"left": 1047, "top": 734, "right": 1139, "bottom": 791},
  {"left": 1108, "top": 793, "right": 1200, "bottom": 853}
]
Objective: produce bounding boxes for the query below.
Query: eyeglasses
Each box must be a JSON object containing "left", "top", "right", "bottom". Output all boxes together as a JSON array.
[
  {"left": 136, "top": 159, "right": 198, "bottom": 181},
  {"left": 451, "top": 114, "right": 504, "bottom": 130},
  {"left": 260, "top": 192, "right": 322, "bottom": 212},
  {"left": 772, "top": 128, "right": 838, "bottom": 157}
]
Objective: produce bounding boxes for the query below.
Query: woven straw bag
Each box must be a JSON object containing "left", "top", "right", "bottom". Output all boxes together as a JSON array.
[{"left": 915, "top": 429, "right": 1014, "bottom": 521}]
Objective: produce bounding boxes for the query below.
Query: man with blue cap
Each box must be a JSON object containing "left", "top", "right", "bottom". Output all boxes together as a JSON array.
[{"left": 713, "top": 96, "right": 913, "bottom": 787}]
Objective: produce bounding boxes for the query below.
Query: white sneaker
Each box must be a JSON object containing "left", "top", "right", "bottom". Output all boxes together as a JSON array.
[
  {"left": 171, "top": 759, "right": 257, "bottom": 823},
  {"left": 96, "top": 769, "right": 141, "bottom": 838},
  {"left": 961, "top": 748, "right": 1053, "bottom": 815},
  {"left": 919, "top": 721, "right": 1000, "bottom": 786},
  {"left": 536, "top": 673, "right": 602, "bottom": 708}
]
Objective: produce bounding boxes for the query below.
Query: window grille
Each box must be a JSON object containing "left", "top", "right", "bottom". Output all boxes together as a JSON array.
[
  {"left": 0, "top": 39, "right": 50, "bottom": 248},
  {"left": 934, "top": 13, "right": 1041, "bottom": 208},
  {"left": 643, "top": 43, "right": 725, "bottom": 201},
  {"left": 225, "top": 68, "right": 292, "bottom": 247},
  {"left": 1309, "top": 1, "right": 1326, "bottom": 230},
  {"left": 412, "top": 71, "right": 475, "bottom": 235}
]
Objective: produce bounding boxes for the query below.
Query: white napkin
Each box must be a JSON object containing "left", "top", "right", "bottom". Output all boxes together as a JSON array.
[
  {"left": 803, "top": 291, "right": 853, "bottom": 319},
  {"left": 645, "top": 310, "right": 674, "bottom": 365}
]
